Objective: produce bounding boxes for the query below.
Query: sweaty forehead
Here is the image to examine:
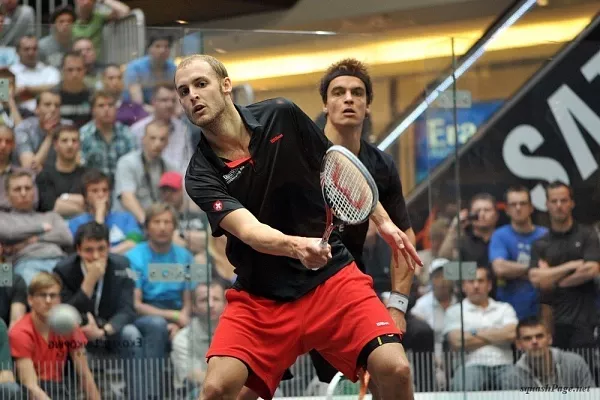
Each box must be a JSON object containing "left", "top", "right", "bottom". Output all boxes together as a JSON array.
[
  {"left": 176, "top": 60, "right": 216, "bottom": 84},
  {"left": 328, "top": 75, "right": 366, "bottom": 91}
]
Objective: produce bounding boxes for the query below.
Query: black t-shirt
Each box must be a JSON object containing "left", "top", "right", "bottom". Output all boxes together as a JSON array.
[
  {"left": 0, "top": 274, "right": 27, "bottom": 326},
  {"left": 36, "top": 165, "right": 87, "bottom": 212},
  {"left": 185, "top": 98, "right": 353, "bottom": 301},
  {"left": 459, "top": 228, "right": 490, "bottom": 267},
  {"left": 341, "top": 140, "right": 411, "bottom": 272},
  {"left": 529, "top": 222, "right": 600, "bottom": 326},
  {"left": 57, "top": 87, "right": 92, "bottom": 128}
]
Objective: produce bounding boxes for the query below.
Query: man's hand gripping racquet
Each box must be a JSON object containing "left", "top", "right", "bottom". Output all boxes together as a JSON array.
[{"left": 319, "top": 145, "right": 379, "bottom": 248}]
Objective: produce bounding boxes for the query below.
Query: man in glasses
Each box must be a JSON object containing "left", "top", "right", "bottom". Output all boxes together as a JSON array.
[
  {"left": 489, "top": 185, "right": 547, "bottom": 321},
  {"left": 9, "top": 271, "right": 100, "bottom": 400}
]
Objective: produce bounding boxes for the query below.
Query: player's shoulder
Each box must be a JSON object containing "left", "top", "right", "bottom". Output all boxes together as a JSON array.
[
  {"left": 359, "top": 139, "right": 395, "bottom": 169},
  {"left": 245, "top": 97, "right": 299, "bottom": 120}
]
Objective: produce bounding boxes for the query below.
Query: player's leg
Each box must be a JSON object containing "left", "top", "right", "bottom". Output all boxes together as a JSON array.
[
  {"left": 236, "top": 386, "right": 260, "bottom": 400},
  {"left": 365, "top": 342, "right": 413, "bottom": 400},
  {"left": 202, "top": 356, "right": 248, "bottom": 399},
  {"left": 305, "top": 262, "right": 413, "bottom": 400},
  {"left": 203, "top": 289, "right": 303, "bottom": 400}
]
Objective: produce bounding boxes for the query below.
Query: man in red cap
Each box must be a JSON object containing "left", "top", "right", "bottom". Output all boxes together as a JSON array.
[{"left": 159, "top": 171, "right": 208, "bottom": 258}]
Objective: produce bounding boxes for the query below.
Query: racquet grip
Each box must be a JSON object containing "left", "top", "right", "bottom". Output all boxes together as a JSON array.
[{"left": 321, "top": 224, "right": 334, "bottom": 247}]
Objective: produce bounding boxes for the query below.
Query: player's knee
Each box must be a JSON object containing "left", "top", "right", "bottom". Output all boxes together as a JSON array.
[
  {"left": 373, "top": 358, "right": 411, "bottom": 385},
  {"left": 201, "top": 379, "right": 228, "bottom": 400}
]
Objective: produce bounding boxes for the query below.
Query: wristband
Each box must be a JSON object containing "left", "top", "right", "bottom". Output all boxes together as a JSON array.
[
  {"left": 173, "top": 311, "right": 180, "bottom": 322},
  {"left": 387, "top": 291, "right": 409, "bottom": 313}
]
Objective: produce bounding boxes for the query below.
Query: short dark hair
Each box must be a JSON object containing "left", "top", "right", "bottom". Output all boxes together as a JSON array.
[
  {"left": 152, "top": 83, "right": 176, "bottom": 98},
  {"left": 16, "top": 35, "right": 37, "bottom": 51},
  {"left": 476, "top": 266, "right": 494, "bottom": 283},
  {"left": 147, "top": 34, "right": 173, "bottom": 49},
  {"left": 545, "top": 180, "right": 573, "bottom": 200},
  {"left": 469, "top": 192, "right": 496, "bottom": 211},
  {"left": 90, "top": 90, "right": 115, "bottom": 108},
  {"left": 35, "top": 89, "right": 61, "bottom": 106},
  {"left": 505, "top": 185, "right": 531, "bottom": 203},
  {"left": 102, "top": 64, "right": 121, "bottom": 75},
  {"left": 81, "top": 169, "right": 110, "bottom": 196},
  {"left": 320, "top": 58, "right": 374, "bottom": 105},
  {"left": 516, "top": 316, "right": 547, "bottom": 338},
  {"left": 61, "top": 50, "right": 84, "bottom": 69},
  {"left": 54, "top": 123, "right": 80, "bottom": 142},
  {"left": 50, "top": 5, "right": 76, "bottom": 24},
  {"left": 5, "top": 170, "right": 33, "bottom": 192},
  {"left": 75, "top": 222, "right": 110, "bottom": 247}
]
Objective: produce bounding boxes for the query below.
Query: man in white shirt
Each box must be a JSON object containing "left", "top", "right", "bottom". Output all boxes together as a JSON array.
[
  {"left": 443, "top": 266, "right": 518, "bottom": 391},
  {"left": 130, "top": 84, "right": 193, "bottom": 171},
  {"left": 411, "top": 258, "right": 457, "bottom": 356},
  {"left": 9, "top": 35, "right": 61, "bottom": 112}
]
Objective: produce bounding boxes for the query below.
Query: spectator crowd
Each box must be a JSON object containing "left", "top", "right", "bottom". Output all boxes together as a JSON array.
[{"left": 0, "top": 0, "right": 598, "bottom": 399}]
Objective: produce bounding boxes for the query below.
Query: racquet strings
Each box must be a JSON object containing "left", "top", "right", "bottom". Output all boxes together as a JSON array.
[{"left": 321, "top": 150, "right": 374, "bottom": 224}]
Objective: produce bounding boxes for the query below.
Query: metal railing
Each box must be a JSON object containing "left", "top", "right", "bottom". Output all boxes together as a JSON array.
[
  {"left": 21, "top": 0, "right": 146, "bottom": 65},
  {"left": 2, "top": 348, "right": 598, "bottom": 399}
]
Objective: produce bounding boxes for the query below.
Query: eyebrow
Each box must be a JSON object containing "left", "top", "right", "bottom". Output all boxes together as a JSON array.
[{"left": 177, "top": 76, "right": 209, "bottom": 92}]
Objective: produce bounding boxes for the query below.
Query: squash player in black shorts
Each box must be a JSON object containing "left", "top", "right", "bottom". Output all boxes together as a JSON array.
[{"left": 237, "top": 59, "right": 416, "bottom": 400}]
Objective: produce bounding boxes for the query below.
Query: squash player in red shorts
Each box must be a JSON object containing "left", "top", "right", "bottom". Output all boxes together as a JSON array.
[
  {"left": 238, "top": 58, "right": 417, "bottom": 400},
  {"left": 177, "top": 54, "right": 422, "bottom": 400}
]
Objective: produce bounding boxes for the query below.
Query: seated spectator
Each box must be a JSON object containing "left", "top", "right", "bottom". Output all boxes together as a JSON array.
[
  {"left": 54, "top": 221, "right": 139, "bottom": 398},
  {"left": 490, "top": 186, "right": 547, "bottom": 320},
  {"left": 101, "top": 63, "right": 148, "bottom": 126},
  {"left": 503, "top": 317, "right": 595, "bottom": 389},
  {"left": 9, "top": 272, "right": 101, "bottom": 400},
  {"left": 411, "top": 258, "right": 457, "bottom": 355},
  {"left": 115, "top": 120, "right": 175, "bottom": 224},
  {"left": 444, "top": 266, "right": 518, "bottom": 391},
  {"left": 0, "top": 67, "right": 29, "bottom": 127},
  {"left": 529, "top": 181, "right": 600, "bottom": 349},
  {"left": 159, "top": 171, "right": 208, "bottom": 260},
  {"left": 69, "top": 169, "right": 142, "bottom": 254},
  {"left": 0, "top": 170, "right": 72, "bottom": 285},
  {"left": 72, "top": 0, "right": 130, "bottom": 60},
  {"left": 0, "top": 318, "right": 21, "bottom": 399},
  {"left": 80, "top": 90, "right": 134, "bottom": 181},
  {"left": 416, "top": 218, "right": 450, "bottom": 288},
  {"left": 0, "top": 271, "right": 26, "bottom": 328},
  {"left": 439, "top": 193, "right": 498, "bottom": 268},
  {"left": 10, "top": 35, "right": 61, "bottom": 112},
  {"left": 0, "top": 6, "right": 17, "bottom": 68},
  {"left": 126, "top": 203, "right": 193, "bottom": 398},
  {"left": 14, "top": 89, "right": 70, "bottom": 172},
  {"left": 73, "top": 37, "right": 105, "bottom": 89},
  {"left": 0, "top": 125, "right": 38, "bottom": 211},
  {"left": 0, "top": 0, "right": 34, "bottom": 47},
  {"left": 39, "top": 5, "right": 76, "bottom": 69},
  {"left": 171, "top": 280, "right": 226, "bottom": 396},
  {"left": 56, "top": 51, "right": 92, "bottom": 127},
  {"left": 131, "top": 84, "right": 193, "bottom": 171},
  {"left": 124, "top": 35, "right": 176, "bottom": 107},
  {"left": 36, "top": 124, "right": 87, "bottom": 217}
]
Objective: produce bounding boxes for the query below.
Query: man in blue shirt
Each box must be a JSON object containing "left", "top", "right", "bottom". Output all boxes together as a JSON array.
[
  {"left": 489, "top": 186, "right": 547, "bottom": 320},
  {"left": 126, "top": 202, "right": 193, "bottom": 399},
  {"left": 123, "top": 35, "right": 176, "bottom": 106},
  {"left": 69, "top": 169, "right": 143, "bottom": 254}
]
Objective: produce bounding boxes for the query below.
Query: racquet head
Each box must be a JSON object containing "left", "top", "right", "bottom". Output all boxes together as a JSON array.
[{"left": 320, "top": 145, "right": 379, "bottom": 226}]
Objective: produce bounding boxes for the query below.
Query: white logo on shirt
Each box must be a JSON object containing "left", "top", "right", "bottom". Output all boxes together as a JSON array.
[
  {"left": 376, "top": 322, "right": 390, "bottom": 327},
  {"left": 223, "top": 165, "right": 246, "bottom": 184}
]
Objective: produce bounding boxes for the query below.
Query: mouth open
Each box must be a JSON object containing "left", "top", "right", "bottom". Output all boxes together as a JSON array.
[
  {"left": 193, "top": 104, "right": 205, "bottom": 113},
  {"left": 342, "top": 108, "right": 356, "bottom": 115}
]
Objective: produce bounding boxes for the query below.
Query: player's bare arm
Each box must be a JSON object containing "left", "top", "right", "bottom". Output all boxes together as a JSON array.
[{"left": 220, "top": 208, "right": 332, "bottom": 269}]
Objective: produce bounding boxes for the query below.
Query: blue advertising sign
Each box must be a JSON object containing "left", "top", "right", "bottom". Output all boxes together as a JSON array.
[{"left": 414, "top": 101, "right": 503, "bottom": 183}]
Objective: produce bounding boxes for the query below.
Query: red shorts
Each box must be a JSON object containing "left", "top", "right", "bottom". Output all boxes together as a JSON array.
[{"left": 206, "top": 262, "right": 400, "bottom": 400}]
